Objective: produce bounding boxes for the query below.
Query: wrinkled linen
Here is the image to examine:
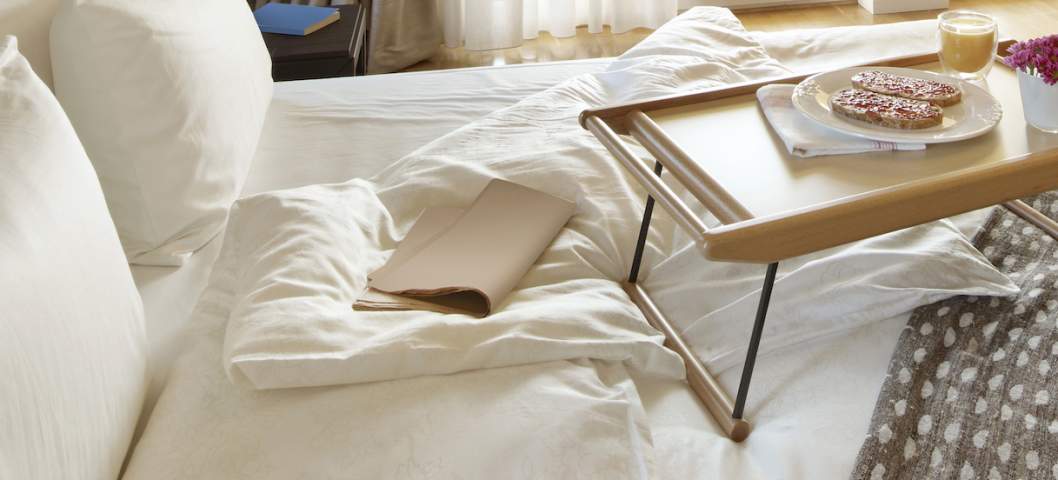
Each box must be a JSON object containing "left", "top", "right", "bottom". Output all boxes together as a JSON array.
[
  {"left": 133, "top": 59, "right": 614, "bottom": 417},
  {"left": 750, "top": 20, "right": 938, "bottom": 74},
  {"left": 648, "top": 220, "right": 1017, "bottom": 372},
  {"left": 127, "top": 336, "right": 657, "bottom": 479},
  {"left": 125, "top": 11, "right": 1017, "bottom": 479},
  {"left": 244, "top": 59, "right": 612, "bottom": 194},
  {"left": 220, "top": 6, "right": 1015, "bottom": 393},
  {"left": 221, "top": 7, "right": 788, "bottom": 391},
  {"left": 221, "top": 180, "right": 684, "bottom": 389},
  {"left": 128, "top": 8, "right": 789, "bottom": 478},
  {"left": 0, "top": 36, "right": 147, "bottom": 480}
]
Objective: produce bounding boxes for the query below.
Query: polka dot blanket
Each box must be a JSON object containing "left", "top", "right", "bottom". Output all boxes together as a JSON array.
[{"left": 852, "top": 193, "right": 1058, "bottom": 480}]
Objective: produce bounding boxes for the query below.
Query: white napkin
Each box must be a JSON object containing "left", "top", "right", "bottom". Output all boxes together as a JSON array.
[{"left": 757, "top": 84, "right": 926, "bottom": 158}]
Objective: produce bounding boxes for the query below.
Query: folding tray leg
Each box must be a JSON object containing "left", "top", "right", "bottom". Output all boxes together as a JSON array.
[
  {"left": 1003, "top": 200, "right": 1058, "bottom": 240},
  {"left": 628, "top": 161, "right": 664, "bottom": 283},
  {"left": 624, "top": 160, "right": 754, "bottom": 441},
  {"left": 624, "top": 197, "right": 1058, "bottom": 440},
  {"left": 732, "top": 262, "right": 778, "bottom": 419}
]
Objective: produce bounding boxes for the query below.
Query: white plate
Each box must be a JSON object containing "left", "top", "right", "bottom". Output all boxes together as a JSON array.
[{"left": 792, "top": 66, "right": 1002, "bottom": 144}]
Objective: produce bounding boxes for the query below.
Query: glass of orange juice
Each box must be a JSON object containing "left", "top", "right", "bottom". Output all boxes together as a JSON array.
[{"left": 938, "top": 10, "right": 998, "bottom": 81}]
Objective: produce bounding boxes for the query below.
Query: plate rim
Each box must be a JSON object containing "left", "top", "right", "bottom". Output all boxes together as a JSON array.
[{"left": 791, "top": 66, "right": 1003, "bottom": 144}]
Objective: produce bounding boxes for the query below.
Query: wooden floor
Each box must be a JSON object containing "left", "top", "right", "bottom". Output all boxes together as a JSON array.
[
  {"left": 738, "top": 0, "right": 1056, "bottom": 38},
  {"left": 403, "top": 26, "right": 653, "bottom": 72},
  {"left": 403, "top": 0, "right": 1054, "bottom": 72}
]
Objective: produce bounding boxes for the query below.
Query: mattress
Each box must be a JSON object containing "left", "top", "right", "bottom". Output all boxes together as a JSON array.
[{"left": 129, "top": 18, "right": 992, "bottom": 479}]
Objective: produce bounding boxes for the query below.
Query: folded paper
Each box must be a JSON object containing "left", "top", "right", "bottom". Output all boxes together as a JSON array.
[{"left": 355, "top": 179, "right": 576, "bottom": 317}]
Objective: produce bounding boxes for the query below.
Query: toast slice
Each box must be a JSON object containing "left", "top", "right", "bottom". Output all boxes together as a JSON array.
[
  {"left": 852, "top": 70, "right": 962, "bottom": 107},
  {"left": 830, "top": 88, "right": 943, "bottom": 130}
]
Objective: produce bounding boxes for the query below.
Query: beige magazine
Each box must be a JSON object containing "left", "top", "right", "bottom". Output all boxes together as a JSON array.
[{"left": 355, "top": 179, "right": 575, "bottom": 317}]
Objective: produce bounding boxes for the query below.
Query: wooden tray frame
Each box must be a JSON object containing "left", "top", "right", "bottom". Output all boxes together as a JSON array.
[{"left": 581, "top": 43, "right": 1058, "bottom": 442}]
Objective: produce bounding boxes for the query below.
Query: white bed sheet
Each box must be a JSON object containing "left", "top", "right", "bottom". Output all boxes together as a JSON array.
[
  {"left": 243, "top": 58, "right": 613, "bottom": 195},
  {"left": 130, "top": 58, "right": 610, "bottom": 411},
  {"left": 751, "top": 20, "right": 938, "bottom": 74},
  {"left": 130, "top": 18, "right": 995, "bottom": 479}
]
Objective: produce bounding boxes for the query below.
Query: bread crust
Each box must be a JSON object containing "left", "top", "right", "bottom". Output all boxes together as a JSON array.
[
  {"left": 851, "top": 70, "right": 962, "bottom": 107},
  {"left": 830, "top": 88, "right": 943, "bottom": 130}
]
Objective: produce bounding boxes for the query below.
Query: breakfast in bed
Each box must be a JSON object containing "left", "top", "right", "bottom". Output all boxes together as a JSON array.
[
  {"left": 786, "top": 63, "right": 1003, "bottom": 147},
  {"left": 7, "top": 2, "right": 1058, "bottom": 480}
]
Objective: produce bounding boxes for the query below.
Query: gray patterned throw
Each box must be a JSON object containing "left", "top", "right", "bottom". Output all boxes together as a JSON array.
[{"left": 852, "top": 193, "right": 1058, "bottom": 480}]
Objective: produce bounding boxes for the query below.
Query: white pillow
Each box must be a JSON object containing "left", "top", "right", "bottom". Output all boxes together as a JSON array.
[
  {"left": 50, "top": 0, "right": 273, "bottom": 266},
  {"left": 645, "top": 219, "right": 1018, "bottom": 371},
  {"left": 218, "top": 182, "right": 685, "bottom": 390},
  {"left": 0, "top": 36, "right": 147, "bottom": 480}
]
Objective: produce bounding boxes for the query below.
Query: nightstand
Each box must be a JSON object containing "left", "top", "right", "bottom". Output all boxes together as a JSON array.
[{"left": 260, "top": 3, "right": 368, "bottom": 81}]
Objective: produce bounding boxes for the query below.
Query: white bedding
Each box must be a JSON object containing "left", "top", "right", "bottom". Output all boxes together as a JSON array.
[
  {"left": 127, "top": 12, "right": 998, "bottom": 480},
  {"left": 132, "top": 17, "right": 947, "bottom": 400},
  {"left": 129, "top": 352, "right": 661, "bottom": 478},
  {"left": 751, "top": 20, "right": 938, "bottom": 74},
  {"left": 218, "top": 180, "right": 684, "bottom": 391},
  {"left": 0, "top": 36, "right": 146, "bottom": 480},
  {"left": 129, "top": 10, "right": 793, "bottom": 478},
  {"left": 51, "top": 0, "right": 273, "bottom": 266},
  {"left": 130, "top": 57, "right": 611, "bottom": 409},
  {"left": 244, "top": 58, "right": 613, "bottom": 195}
]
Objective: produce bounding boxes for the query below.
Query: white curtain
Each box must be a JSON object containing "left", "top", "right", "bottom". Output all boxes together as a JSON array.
[{"left": 440, "top": 0, "right": 678, "bottom": 51}]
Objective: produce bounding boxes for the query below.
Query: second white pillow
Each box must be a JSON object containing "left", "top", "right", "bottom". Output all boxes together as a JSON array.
[{"left": 50, "top": 0, "right": 273, "bottom": 266}]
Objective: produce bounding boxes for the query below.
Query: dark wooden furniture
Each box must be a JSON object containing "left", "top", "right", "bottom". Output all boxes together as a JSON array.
[{"left": 260, "top": 3, "right": 368, "bottom": 81}]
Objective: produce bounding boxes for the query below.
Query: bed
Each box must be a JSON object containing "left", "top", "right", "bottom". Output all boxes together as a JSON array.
[
  {"left": 1, "top": 3, "right": 1006, "bottom": 479},
  {"left": 134, "top": 16, "right": 999, "bottom": 479}
]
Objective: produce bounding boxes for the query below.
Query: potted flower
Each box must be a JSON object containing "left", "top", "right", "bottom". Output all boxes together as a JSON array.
[{"left": 1004, "top": 35, "right": 1058, "bottom": 133}]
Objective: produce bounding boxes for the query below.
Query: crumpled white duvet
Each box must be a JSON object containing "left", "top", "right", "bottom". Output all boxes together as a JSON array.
[
  {"left": 219, "top": 7, "right": 790, "bottom": 392},
  {"left": 124, "top": 8, "right": 1013, "bottom": 479},
  {"left": 126, "top": 8, "right": 791, "bottom": 479},
  {"left": 221, "top": 181, "right": 685, "bottom": 390}
]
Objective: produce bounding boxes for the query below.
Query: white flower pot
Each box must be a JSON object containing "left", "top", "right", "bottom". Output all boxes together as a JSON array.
[{"left": 1018, "top": 69, "right": 1058, "bottom": 133}]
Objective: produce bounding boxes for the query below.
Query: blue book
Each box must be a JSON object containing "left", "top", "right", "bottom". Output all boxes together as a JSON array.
[{"left": 254, "top": 3, "right": 340, "bottom": 36}]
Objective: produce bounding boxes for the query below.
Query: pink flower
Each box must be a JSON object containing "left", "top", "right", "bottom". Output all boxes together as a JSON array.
[{"left": 1005, "top": 35, "right": 1058, "bottom": 85}]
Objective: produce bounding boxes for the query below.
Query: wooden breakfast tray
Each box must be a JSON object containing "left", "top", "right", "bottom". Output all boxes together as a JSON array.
[{"left": 581, "top": 42, "right": 1058, "bottom": 442}]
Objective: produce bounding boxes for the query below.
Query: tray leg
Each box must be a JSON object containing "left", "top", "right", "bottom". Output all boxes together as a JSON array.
[
  {"left": 1003, "top": 200, "right": 1058, "bottom": 240},
  {"left": 623, "top": 282, "right": 751, "bottom": 441},
  {"left": 624, "top": 160, "right": 752, "bottom": 441},
  {"left": 732, "top": 262, "right": 778, "bottom": 419},
  {"left": 629, "top": 160, "right": 663, "bottom": 283}
]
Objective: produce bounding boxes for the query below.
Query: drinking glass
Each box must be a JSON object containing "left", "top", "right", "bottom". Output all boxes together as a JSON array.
[{"left": 938, "top": 10, "right": 998, "bottom": 81}]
